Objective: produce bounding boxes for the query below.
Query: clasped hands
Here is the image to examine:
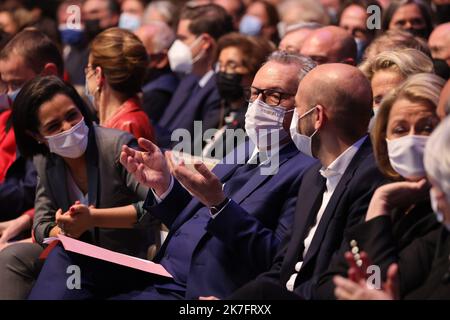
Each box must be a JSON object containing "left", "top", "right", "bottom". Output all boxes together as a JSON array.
[
  {"left": 119, "top": 138, "right": 226, "bottom": 208},
  {"left": 56, "top": 201, "right": 94, "bottom": 238}
]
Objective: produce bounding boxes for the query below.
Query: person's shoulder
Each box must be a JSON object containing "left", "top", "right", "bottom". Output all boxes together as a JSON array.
[{"left": 92, "top": 125, "right": 135, "bottom": 147}]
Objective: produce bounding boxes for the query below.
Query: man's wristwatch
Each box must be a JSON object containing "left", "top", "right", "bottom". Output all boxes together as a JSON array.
[{"left": 210, "top": 197, "right": 230, "bottom": 215}]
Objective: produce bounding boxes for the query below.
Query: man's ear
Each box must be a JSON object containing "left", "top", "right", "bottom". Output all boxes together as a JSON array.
[
  {"left": 200, "top": 33, "right": 214, "bottom": 52},
  {"left": 314, "top": 105, "right": 325, "bottom": 130},
  {"left": 41, "top": 63, "right": 59, "bottom": 76},
  {"left": 341, "top": 58, "right": 356, "bottom": 66}
]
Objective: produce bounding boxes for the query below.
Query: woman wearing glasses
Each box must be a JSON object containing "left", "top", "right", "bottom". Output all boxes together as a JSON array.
[{"left": 85, "top": 27, "right": 155, "bottom": 142}]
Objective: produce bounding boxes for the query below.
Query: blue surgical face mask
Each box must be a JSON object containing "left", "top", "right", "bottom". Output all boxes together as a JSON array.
[
  {"left": 84, "top": 80, "right": 96, "bottom": 108},
  {"left": 59, "top": 25, "right": 84, "bottom": 46},
  {"left": 239, "top": 15, "right": 263, "bottom": 36},
  {"left": 118, "top": 12, "right": 142, "bottom": 31},
  {"left": 8, "top": 88, "right": 21, "bottom": 102}
]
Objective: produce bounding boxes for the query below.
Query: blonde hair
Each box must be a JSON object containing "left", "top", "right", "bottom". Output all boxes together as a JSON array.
[
  {"left": 362, "top": 30, "right": 431, "bottom": 62},
  {"left": 371, "top": 73, "right": 444, "bottom": 180},
  {"left": 359, "top": 48, "right": 434, "bottom": 81},
  {"left": 90, "top": 27, "right": 148, "bottom": 97}
]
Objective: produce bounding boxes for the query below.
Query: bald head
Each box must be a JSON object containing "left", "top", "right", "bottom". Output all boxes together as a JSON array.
[
  {"left": 438, "top": 80, "right": 450, "bottom": 119},
  {"left": 296, "top": 63, "right": 372, "bottom": 139},
  {"left": 429, "top": 23, "right": 450, "bottom": 65},
  {"left": 300, "top": 26, "right": 357, "bottom": 65}
]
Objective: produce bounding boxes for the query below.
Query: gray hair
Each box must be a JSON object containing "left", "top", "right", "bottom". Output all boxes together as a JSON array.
[
  {"left": 424, "top": 115, "right": 450, "bottom": 203},
  {"left": 143, "top": 1, "right": 178, "bottom": 28},
  {"left": 142, "top": 21, "right": 176, "bottom": 53},
  {"left": 284, "top": 22, "right": 322, "bottom": 35},
  {"left": 278, "top": 0, "right": 330, "bottom": 25},
  {"left": 266, "top": 50, "right": 316, "bottom": 83}
]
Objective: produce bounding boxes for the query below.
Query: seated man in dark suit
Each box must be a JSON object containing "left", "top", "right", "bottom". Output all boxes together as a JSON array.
[
  {"left": 28, "top": 52, "right": 318, "bottom": 300},
  {"left": 228, "top": 63, "right": 387, "bottom": 300},
  {"left": 135, "top": 22, "right": 179, "bottom": 124},
  {"left": 155, "top": 4, "right": 233, "bottom": 151}
]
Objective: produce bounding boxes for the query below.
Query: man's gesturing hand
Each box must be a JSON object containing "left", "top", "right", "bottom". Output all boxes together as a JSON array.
[{"left": 120, "top": 138, "right": 171, "bottom": 196}]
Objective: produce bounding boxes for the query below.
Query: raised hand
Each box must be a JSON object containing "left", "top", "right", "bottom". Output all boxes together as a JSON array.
[
  {"left": 165, "top": 151, "right": 226, "bottom": 208},
  {"left": 366, "top": 178, "right": 429, "bottom": 221},
  {"left": 120, "top": 138, "right": 171, "bottom": 196},
  {"left": 333, "top": 251, "right": 399, "bottom": 300}
]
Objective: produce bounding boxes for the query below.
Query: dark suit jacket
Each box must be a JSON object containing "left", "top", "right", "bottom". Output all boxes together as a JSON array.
[
  {"left": 324, "top": 213, "right": 449, "bottom": 299},
  {"left": 32, "top": 125, "right": 156, "bottom": 258},
  {"left": 315, "top": 201, "right": 441, "bottom": 299},
  {"left": 155, "top": 72, "right": 221, "bottom": 151},
  {"left": 142, "top": 69, "right": 179, "bottom": 124},
  {"left": 237, "top": 137, "right": 387, "bottom": 299},
  {"left": 143, "top": 141, "right": 317, "bottom": 299}
]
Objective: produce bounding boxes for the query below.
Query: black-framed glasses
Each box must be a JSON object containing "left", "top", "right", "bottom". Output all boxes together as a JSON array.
[{"left": 244, "top": 86, "right": 296, "bottom": 107}]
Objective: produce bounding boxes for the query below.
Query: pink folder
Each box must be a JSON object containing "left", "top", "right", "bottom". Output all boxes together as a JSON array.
[{"left": 54, "top": 234, "right": 172, "bottom": 278}]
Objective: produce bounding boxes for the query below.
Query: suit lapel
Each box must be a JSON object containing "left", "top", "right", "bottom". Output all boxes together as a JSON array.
[
  {"left": 46, "top": 155, "right": 70, "bottom": 211},
  {"left": 159, "top": 74, "right": 199, "bottom": 126},
  {"left": 231, "top": 143, "right": 299, "bottom": 204},
  {"left": 280, "top": 167, "right": 324, "bottom": 279},
  {"left": 86, "top": 128, "right": 99, "bottom": 207},
  {"left": 301, "top": 138, "right": 372, "bottom": 267}
]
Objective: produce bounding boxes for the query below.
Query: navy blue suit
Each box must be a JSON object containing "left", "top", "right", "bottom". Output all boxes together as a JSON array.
[
  {"left": 0, "top": 151, "right": 36, "bottom": 221},
  {"left": 142, "top": 68, "right": 179, "bottom": 124},
  {"left": 155, "top": 73, "right": 221, "bottom": 151},
  {"left": 28, "top": 141, "right": 316, "bottom": 299},
  {"left": 230, "top": 138, "right": 388, "bottom": 300}
]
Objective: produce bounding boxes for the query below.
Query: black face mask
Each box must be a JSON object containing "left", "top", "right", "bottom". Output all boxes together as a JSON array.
[
  {"left": 404, "top": 27, "right": 429, "bottom": 39},
  {"left": 433, "top": 59, "right": 450, "bottom": 80},
  {"left": 215, "top": 72, "right": 244, "bottom": 102},
  {"left": 84, "top": 19, "right": 102, "bottom": 40},
  {"left": 434, "top": 5, "right": 450, "bottom": 24}
]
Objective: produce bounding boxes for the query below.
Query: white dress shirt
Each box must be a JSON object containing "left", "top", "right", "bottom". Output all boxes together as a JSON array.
[
  {"left": 198, "top": 69, "right": 215, "bottom": 88},
  {"left": 286, "top": 135, "right": 367, "bottom": 292}
]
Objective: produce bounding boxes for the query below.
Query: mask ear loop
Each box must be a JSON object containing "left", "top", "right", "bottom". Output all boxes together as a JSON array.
[{"left": 191, "top": 35, "right": 206, "bottom": 64}]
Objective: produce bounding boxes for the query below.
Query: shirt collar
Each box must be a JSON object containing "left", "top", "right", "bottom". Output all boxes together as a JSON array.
[
  {"left": 198, "top": 69, "right": 215, "bottom": 88},
  {"left": 320, "top": 135, "right": 367, "bottom": 179},
  {"left": 247, "top": 142, "right": 289, "bottom": 166}
]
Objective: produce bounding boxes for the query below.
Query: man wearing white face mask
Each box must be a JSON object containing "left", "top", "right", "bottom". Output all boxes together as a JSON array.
[
  {"left": 28, "top": 52, "right": 318, "bottom": 300},
  {"left": 229, "top": 63, "right": 387, "bottom": 300},
  {"left": 156, "top": 4, "right": 233, "bottom": 151}
]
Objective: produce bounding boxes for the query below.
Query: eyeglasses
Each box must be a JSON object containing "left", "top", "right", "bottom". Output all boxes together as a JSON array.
[
  {"left": 214, "top": 61, "right": 247, "bottom": 74},
  {"left": 84, "top": 65, "right": 95, "bottom": 76},
  {"left": 244, "top": 86, "right": 296, "bottom": 107}
]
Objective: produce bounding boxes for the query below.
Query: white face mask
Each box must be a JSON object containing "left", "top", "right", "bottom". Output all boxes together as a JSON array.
[
  {"left": 289, "top": 107, "right": 317, "bottom": 157},
  {"left": 167, "top": 37, "right": 203, "bottom": 75},
  {"left": 430, "top": 188, "right": 450, "bottom": 231},
  {"left": 45, "top": 117, "right": 89, "bottom": 159},
  {"left": 244, "top": 99, "right": 292, "bottom": 150},
  {"left": 386, "top": 135, "right": 428, "bottom": 179}
]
